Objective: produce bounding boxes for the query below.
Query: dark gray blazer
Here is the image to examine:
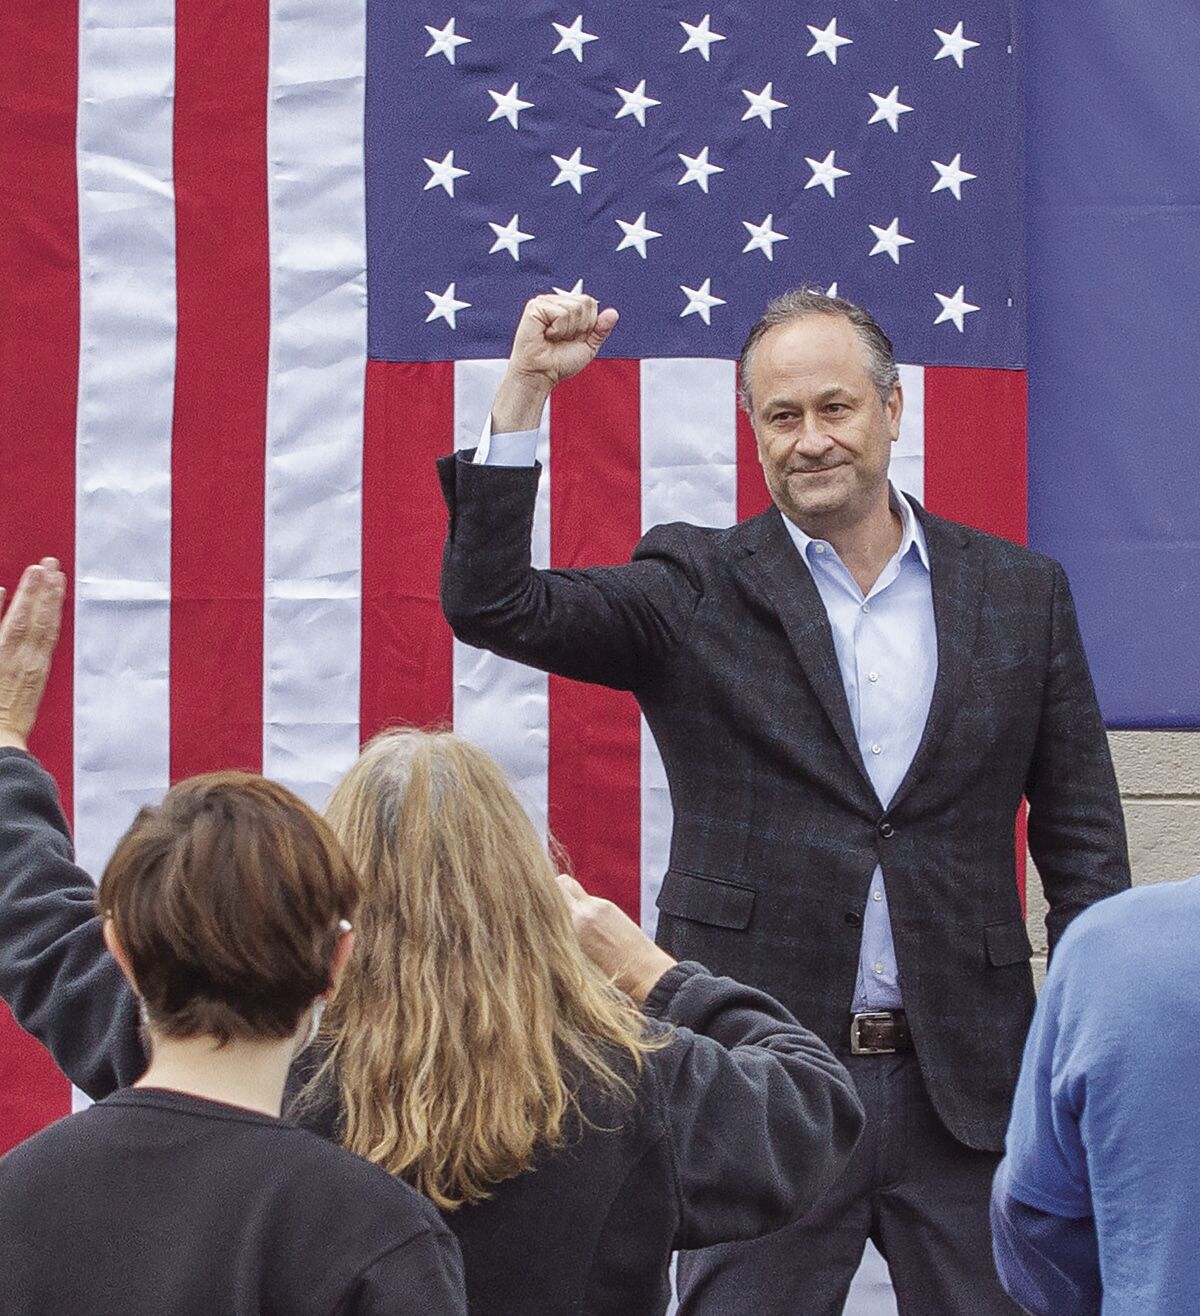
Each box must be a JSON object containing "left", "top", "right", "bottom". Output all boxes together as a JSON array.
[{"left": 438, "top": 452, "right": 1131, "bottom": 1151}]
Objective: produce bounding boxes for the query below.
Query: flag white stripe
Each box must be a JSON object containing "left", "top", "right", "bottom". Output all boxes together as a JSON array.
[
  {"left": 73, "top": 0, "right": 176, "bottom": 879},
  {"left": 261, "top": 0, "right": 368, "bottom": 810},
  {"left": 638, "top": 359, "right": 739, "bottom": 934},
  {"left": 452, "top": 361, "right": 552, "bottom": 838}
]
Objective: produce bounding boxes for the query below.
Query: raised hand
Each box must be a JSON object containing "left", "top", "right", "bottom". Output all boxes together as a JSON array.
[
  {"left": 0, "top": 558, "right": 68, "bottom": 751},
  {"left": 492, "top": 293, "right": 619, "bottom": 434},
  {"left": 556, "top": 872, "right": 676, "bottom": 1005}
]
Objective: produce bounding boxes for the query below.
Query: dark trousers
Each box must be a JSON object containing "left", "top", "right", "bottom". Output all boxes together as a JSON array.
[{"left": 676, "top": 1051, "right": 1022, "bottom": 1316}]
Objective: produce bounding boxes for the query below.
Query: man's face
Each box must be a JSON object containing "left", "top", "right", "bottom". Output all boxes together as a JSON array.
[{"left": 747, "top": 314, "right": 902, "bottom": 532}]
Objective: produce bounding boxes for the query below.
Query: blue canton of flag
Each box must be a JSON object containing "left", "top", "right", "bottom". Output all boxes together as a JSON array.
[{"left": 367, "top": 1, "right": 1024, "bottom": 365}]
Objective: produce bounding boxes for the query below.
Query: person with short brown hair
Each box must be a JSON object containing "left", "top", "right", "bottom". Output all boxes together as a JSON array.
[{"left": 0, "top": 560, "right": 467, "bottom": 1316}]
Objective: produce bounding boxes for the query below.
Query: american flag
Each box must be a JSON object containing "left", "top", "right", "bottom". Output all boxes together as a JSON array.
[{"left": 0, "top": 0, "right": 1025, "bottom": 1153}]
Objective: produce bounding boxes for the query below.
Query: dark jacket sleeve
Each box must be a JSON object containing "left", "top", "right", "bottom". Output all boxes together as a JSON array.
[
  {"left": 0, "top": 748, "right": 144, "bottom": 1097},
  {"left": 349, "top": 1228, "right": 468, "bottom": 1316},
  {"left": 1023, "top": 564, "right": 1131, "bottom": 953},
  {"left": 438, "top": 451, "right": 701, "bottom": 691},
  {"left": 641, "top": 961, "right": 864, "bottom": 1249}
]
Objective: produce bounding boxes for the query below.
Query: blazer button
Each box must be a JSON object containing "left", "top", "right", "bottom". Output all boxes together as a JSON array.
[
  {"left": 878, "top": 820, "right": 895, "bottom": 838},
  {"left": 845, "top": 910, "right": 863, "bottom": 928}
]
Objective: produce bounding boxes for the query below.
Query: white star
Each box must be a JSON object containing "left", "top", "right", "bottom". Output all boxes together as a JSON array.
[
  {"left": 868, "top": 217, "right": 915, "bottom": 264},
  {"left": 487, "top": 82, "right": 533, "bottom": 130},
  {"left": 614, "top": 80, "right": 661, "bottom": 127},
  {"left": 742, "top": 215, "right": 789, "bottom": 261},
  {"left": 826, "top": 282, "right": 839, "bottom": 298},
  {"left": 867, "top": 86, "right": 913, "bottom": 133},
  {"left": 424, "top": 282, "right": 470, "bottom": 329},
  {"left": 424, "top": 18, "right": 471, "bottom": 64},
  {"left": 422, "top": 149, "right": 470, "bottom": 197},
  {"left": 615, "top": 212, "right": 662, "bottom": 259},
  {"left": 934, "top": 286, "right": 980, "bottom": 332},
  {"left": 553, "top": 279, "right": 585, "bottom": 296},
  {"left": 934, "top": 21, "right": 979, "bottom": 68},
  {"left": 805, "top": 150, "right": 850, "bottom": 198},
  {"left": 806, "top": 18, "right": 853, "bottom": 64},
  {"left": 679, "top": 14, "right": 726, "bottom": 61},
  {"left": 742, "top": 82, "right": 787, "bottom": 129},
  {"left": 551, "top": 147, "right": 598, "bottom": 194},
  {"left": 680, "top": 278, "right": 726, "bottom": 325},
  {"left": 931, "top": 153, "right": 977, "bottom": 200},
  {"left": 678, "top": 146, "right": 724, "bottom": 193},
  {"left": 488, "top": 214, "right": 534, "bottom": 261},
  {"left": 552, "top": 14, "right": 598, "bottom": 62}
]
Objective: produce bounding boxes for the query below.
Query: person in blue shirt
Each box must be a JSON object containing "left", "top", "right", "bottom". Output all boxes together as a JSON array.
[{"left": 991, "top": 875, "right": 1200, "bottom": 1315}]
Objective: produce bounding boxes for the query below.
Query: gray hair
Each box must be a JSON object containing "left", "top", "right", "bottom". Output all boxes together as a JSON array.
[{"left": 737, "top": 287, "right": 899, "bottom": 414}]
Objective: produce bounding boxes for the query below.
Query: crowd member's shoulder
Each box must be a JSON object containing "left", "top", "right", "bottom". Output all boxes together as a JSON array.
[{"left": 1055, "top": 875, "right": 1200, "bottom": 967}]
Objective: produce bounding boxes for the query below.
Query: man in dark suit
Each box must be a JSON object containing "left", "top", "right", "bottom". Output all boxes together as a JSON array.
[{"left": 438, "top": 288, "right": 1130, "bottom": 1314}]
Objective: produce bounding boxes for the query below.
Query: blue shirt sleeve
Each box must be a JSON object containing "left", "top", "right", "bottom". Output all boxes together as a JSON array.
[{"left": 991, "top": 1158, "right": 1101, "bottom": 1316}]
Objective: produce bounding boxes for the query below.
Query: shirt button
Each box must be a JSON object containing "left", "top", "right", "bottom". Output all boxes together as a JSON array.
[
  {"left": 871, "top": 743, "right": 882, "bottom": 755},
  {"left": 868, "top": 671, "right": 879, "bottom": 682},
  {"left": 814, "top": 543, "right": 826, "bottom": 554},
  {"left": 873, "top": 890, "right": 883, "bottom": 902},
  {"left": 873, "top": 962, "right": 885, "bottom": 975},
  {"left": 861, "top": 603, "right": 871, "bottom": 613}
]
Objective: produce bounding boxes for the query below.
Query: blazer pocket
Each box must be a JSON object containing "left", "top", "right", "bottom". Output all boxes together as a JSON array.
[
  {"left": 984, "top": 918, "right": 1033, "bottom": 967},
  {"left": 656, "top": 869, "right": 756, "bottom": 930}
]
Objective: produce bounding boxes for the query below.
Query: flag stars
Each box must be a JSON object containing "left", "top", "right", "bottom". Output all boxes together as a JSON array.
[
  {"left": 552, "top": 15, "right": 598, "bottom": 61},
  {"left": 614, "top": 80, "right": 661, "bottom": 126},
  {"left": 487, "top": 83, "right": 533, "bottom": 129},
  {"left": 934, "top": 286, "right": 980, "bottom": 332},
  {"left": 424, "top": 17, "right": 471, "bottom": 64},
  {"left": 678, "top": 147, "right": 724, "bottom": 193},
  {"left": 867, "top": 86, "right": 913, "bottom": 132},
  {"left": 551, "top": 148, "right": 598, "bottom": 194},
  {"left": 680, "top": 278, "right": 725, "bottom": 325},
  {"left": 931, "top": 153, "right": 976, "bottom": 199},
  {"left": 615, "top": 212, "right": 662, "bottom": 258},
  {"left": 425, "top": 282, "right": 470, "bottom": 328},
  {"left": 679, "top": 14, "right": 726, "bottom": 61},
  {"left": 934, "top": 22, "right": 979, "bottom": 67},
  {"left": 742, "top": 82, "right": 787, "bottom": 129},
  {"left": 488, "top": 214, "right": 534, "bottom": 260},
  {"left": 805, "top": 150, "right": 850, "bottom": 197},
  {"left": 553, "top": 279, "right": 585, "bottom": 296},
  {"left": 868, "top": 218, "right": 914, "bottom": 264},
  {"left": 423, "top": 149, "right": 469, "bottom": 197},
  {"left": 742, "top": 214, "right": 789, "bottom": 261},
  {"left": 806, "top": 18, "right": 853, "bottom": 64}
]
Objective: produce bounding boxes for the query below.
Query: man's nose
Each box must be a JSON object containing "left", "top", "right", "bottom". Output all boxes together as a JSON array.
[{"left": 791, "top": 416, "right": 835, "bottom": 456}]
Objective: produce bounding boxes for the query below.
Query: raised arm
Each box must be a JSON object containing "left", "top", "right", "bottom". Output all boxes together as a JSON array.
[
  {"left": 559, "top": 874, "right": 865, "bottom": 1247},
  {"left": 0, "top": 561, "right": 144, "bottom": 1097},
  {"left": 439, "top": 294, "right": 701, "bottom": 690}
]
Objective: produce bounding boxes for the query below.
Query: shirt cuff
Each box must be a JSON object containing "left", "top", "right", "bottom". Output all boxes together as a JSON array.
[{"left": 473, "top": 418, "right": 540, "bottom": 467}]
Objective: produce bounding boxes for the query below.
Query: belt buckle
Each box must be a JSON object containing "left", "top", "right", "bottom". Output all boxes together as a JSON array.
[{"left": 850, "top": 1010, "right": 896, "bottom": 1056}]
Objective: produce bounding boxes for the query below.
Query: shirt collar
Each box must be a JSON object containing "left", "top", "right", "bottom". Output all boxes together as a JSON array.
[{"left": 781, "top": 483, "right": 931, "bottom": 572}]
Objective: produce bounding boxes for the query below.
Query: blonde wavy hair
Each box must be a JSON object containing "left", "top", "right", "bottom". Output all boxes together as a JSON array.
[{"left": 315, "top": 728, "right": 666, "bottom": 1210}]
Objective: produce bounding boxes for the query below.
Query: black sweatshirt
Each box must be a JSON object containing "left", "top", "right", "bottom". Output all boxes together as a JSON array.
[
  {"left": 0, "top": 748, "right": 865, "bottom": 1315},
  {"left": 0, "top": 1087, "right": 466, "bottom": 1316}
]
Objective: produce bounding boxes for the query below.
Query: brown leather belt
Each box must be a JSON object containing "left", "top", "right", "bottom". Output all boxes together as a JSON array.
[{"left": 850, "top": 1010, "right": 912, "bottom": 1055}]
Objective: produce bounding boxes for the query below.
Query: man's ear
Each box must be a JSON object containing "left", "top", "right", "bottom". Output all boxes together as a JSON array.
[
  {"left": 326, "top": 927, "right": 356, "bottom": 994},
  {"left": 102, "top": 918, "right": 141, "bottom": 996},
  {"left": 887, "top": 382, "right": 904, "bottom": 442}
]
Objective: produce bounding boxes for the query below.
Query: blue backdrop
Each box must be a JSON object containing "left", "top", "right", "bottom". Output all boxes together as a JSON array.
[{"left": 1026, "top": 0, "right": 1200, "bottom": 727}]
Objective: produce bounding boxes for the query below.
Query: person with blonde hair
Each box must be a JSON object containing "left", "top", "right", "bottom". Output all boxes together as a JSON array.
[
  {"left": 0, "top": 562, "right": 467, "bottom": 1316},
  {"left": 293, "top": 726, "right": 865, "bottom": 1314}
]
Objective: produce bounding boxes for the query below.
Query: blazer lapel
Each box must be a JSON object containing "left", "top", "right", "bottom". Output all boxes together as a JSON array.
[
  {"left": 889, "top": 506, "right": 985, "bottom": 810},
  {"left": 737, "top": 510, "right": 874, "bottom": 792}
]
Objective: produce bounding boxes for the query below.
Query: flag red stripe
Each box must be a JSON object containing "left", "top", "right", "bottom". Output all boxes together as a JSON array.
[
  {"left": 169, "top": 0, "right": 269, "bottom": 780},
  {"left": 0, "top": 0, "right": 78, "bottom": 1147},
  {"left": 923, "top": 366, "right": 1028, "bottom": 545},
  {"left": 360, "top": 360, "right": 456, "bottom": 739},
  {"left": 548, "top": 362, "right": 643, "bottom": 919}
]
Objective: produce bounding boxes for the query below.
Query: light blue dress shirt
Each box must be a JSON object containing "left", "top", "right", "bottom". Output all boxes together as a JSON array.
[{"left": 475, "top": 430, "right": 937, "bottom": 1012}]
